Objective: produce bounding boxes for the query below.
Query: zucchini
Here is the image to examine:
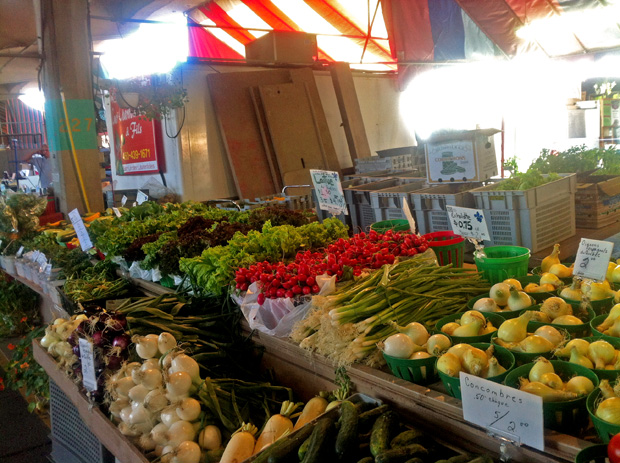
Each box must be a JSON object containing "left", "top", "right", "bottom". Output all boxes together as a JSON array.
[
  {"left": 370, "top": 411, "right": 397, "bottom": 457},
  {"left": 335, "top": 401, "right": 359, "bottom": 459},
  {"left": 301, "top": 416, "right": 336, "bottom": 463},
  {"left": 263, "top": 423, "right": 314, "bottom": 463},
  {"left": 390, "top": 429, "right": 426, "bottom": 448},
  {"left": 298, "top": 436, "right": 311, "bottom": 461},
  {"left": 375, "top": 444, "right": 429, "bottom": 463}
]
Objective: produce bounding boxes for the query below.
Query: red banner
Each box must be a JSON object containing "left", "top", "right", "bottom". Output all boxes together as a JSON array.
[{"left": 110, "top": 97, "right": 160, "bottom": 175}]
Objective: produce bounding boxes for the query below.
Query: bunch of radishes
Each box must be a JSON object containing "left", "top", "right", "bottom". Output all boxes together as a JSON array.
[{"left": 106, "top": 332, "right": 222, "bottom": 463}]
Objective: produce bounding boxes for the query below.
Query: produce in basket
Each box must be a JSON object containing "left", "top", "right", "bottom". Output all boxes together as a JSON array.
[
  {"left": 493, "top": 311, "right": 563, "bottom": 354},
  {"left": 519, "top": 357, "right": 594, "bottom": 401},
  {"left": 440, "top": 311, "right": 497, "bottom": 338},
  {"left": 486, "top": 282, "right": 534, "bottom": 312},
  {"left": 555, "top": 338, "right": 619, "bottom": 370},
  {"left": 437, "top": 343, "right": 505, "bottom": 378},
  {"left": 597, "top": 304, "right": 620, "bottom": 335},
  {"left": 594, "top": 379, "right": 620, "bottom": 425},
  {"left": 541, "top": 244, "right": 561, "bottom": 273}
]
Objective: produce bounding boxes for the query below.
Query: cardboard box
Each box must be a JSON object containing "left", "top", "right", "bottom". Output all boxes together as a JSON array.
[
  {"left": 575, "top": 174, "right": 620, "bottom": 228},
  {"left": 245, "top": 31, "right": 317, "bottom": 64},
  {"left": 424, "top": 129, "right": 499, "bottom": 183}
]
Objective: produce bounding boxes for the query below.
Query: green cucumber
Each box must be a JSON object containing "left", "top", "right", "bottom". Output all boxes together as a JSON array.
[
  {"left": 375, "top": 444, "right": 429, "bottom": 463},
  {"left": 261, "top": 423, "right": 314, "bottom": 463},
  {"left": 301, "top": 416, "right": 336, "bottom": 463},
  {"left": 390, "top": 429, "right": 426, "bottom": 448},
  {"left": 335, "top": 401, "right": 359, "bottom": 459},
  {"left": 359, "top": 404, "right": 390, "bottom": 429},
  {"left": 298, "top": 436, "right": 311, "bottom": 461},
  {"left": 370, "top": 410, "right": 397, "bottom": 457}
]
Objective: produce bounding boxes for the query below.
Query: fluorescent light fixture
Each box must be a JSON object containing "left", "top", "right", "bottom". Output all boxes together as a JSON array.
[
  {"left": 19, "top": 87, "right": 45, "bottom": 112},
  {"left": 100, "top": 13, "right": 188, "bottom": 79}
]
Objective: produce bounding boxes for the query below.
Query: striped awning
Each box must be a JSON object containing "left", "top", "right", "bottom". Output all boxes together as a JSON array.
[{"left": 2, "top": 98, "right": 46, "bottom": 150}]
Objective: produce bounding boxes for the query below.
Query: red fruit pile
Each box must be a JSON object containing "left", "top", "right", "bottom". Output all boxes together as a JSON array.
[{"left": 235, "top": 230, "right": 429, "bottom": 304}]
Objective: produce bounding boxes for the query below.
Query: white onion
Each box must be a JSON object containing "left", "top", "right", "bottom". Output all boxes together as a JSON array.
[
  {"left": 109, "top": 398, "right": 130, "bottom": 420},
  {"left": 128, "top": 384, "right": 150, "bottom": 403},
  {"left": 166, "top": 391, "right": 189, "bottom": 405},
  {"left": 166, "top": 421, "right": 196, "bottom": 447},
  {"left": 144, "top": 388, "right": 169, "bottom": 413},
  {"left": 123, "top": 362, "right": 142, "bottom": 377},
  {"left": 171, "top": 441, "right": 201, "bottom": 463},
  {"left": 53, "top": 341, "right": 73, "bottom": 358},
  {"left": 161, "top": 405, "right": 181, "bottom": 427},
  {"left": 151, "top": 422, "right": 170, "bottom": 445},
  {"left": 167, "top": 371, "right": 193, "bottom": 397},
  {"left": 129, "top": 404, "right": 153, "bottom": 426},
  {"left": 162, "top": 445, "right": 175, "bottom": 463},
  {"left": 473, "top": 297, "right": 499, "bottom": 313},
  {"left": 138, "top": 434, "right": 157, "bottom": 451},
  {"left": 154, "top": 445, "right": 165, "bottom": 457},
  {"left": 161, "top": 353, "right": 174, "bottom": 371},
  {"left": 40, "top": 333, "right": 61, "bottom": 348},
  {"left": 170, "top": 355, "right": 201, "bottom": 384},
  {"left": 176, "top": 398, "right": 201, "bottom": 422},
  {"left": 198, "top": 425, "right": 222, "bottom": 450},
  {"left": 426, "top": 334, "right": 451, "bottom": 356},
  {"left": 120, "top": 405, "right": 132, "bottom": 423},
  {"left": 534, "top": 325, "right": 564, "bottom": 347},
  {"left": 134, "top": 335, "right": 160, "bottom": 359},
  {"left": 142, "top": 358, "right": 161, "bottom": 371},
  {"left": 118, "top": 422, "right": 141, "bottom": 437},
  {"left": 159, "top": 332, "right": 178, "bottom": 354}
]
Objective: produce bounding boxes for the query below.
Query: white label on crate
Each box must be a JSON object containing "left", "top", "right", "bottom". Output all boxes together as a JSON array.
[
  {"left": 460, "top": 372, "right": 544, "bottom": 451},
  {"left": 36, "top": 253, "right": 47, "bottom": 269},
  {"left": 574, "top": 238, "right": 614, "bottom": 282},
  {"left": 446, "top": 205, "right": 490, "bottom": 241},
  {"left": 16, "top": 246, "right": 24, "bottom": 257},
  {"left": 427, "top": 140, "right": 476, "bottom": 182},
  {"left": 112, "top": 207, "right": 122, "bottom": 218},
  {"left": 310, "top": 169, "right": 348, "bottom": 216},
  {"left": 44, "top": 263, "right": 52, "bottom": 275},
  {"left": 79, "top": 338, "right": 98, "bottom": 392},
  {"left": 402, "top": 200, "right": 417, "bottom": 235},
  {"left": 68, "top": 209, "right": 93, "bottom": 251},
  {"left": 136, "top": 190, "right": 148, "bottom": 205},
  {"left": 121, "top": 195, "right": 128, "bottom": 206}
]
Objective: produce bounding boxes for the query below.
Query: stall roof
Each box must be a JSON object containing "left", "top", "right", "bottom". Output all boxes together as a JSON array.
[{"left": 186, "top": 0, "right": 620, "bottom": 70}]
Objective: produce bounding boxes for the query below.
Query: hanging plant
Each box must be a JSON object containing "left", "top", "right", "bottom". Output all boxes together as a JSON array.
[{"left": 107, "top": 74, "right": 188, "bottom": 120}]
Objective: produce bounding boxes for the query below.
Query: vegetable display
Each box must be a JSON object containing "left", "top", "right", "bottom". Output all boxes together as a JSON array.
[{"left": 519, "top": 358, "right": 594, "bottom": 402}]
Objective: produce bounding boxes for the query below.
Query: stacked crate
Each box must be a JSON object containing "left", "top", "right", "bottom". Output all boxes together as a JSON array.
[
  {"left": 574, "top": 175, "right": 620, "bottom": 228},
  {"left": 369, "top": 180, "right": 428, "bottom": 222}
]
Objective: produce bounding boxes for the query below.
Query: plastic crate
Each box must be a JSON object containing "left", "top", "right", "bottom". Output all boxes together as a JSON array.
[
  {"left": 369, "top": 180, "right": 427, "bottom": 221},
  {"left": 410, "top": 183, "right": 480, "bottom": 234},
  {"left": 575, "top": 175, "right": 620, "bottom": 229},
  {"left": 49, "top": 380, "right": 115, "bottom": 463},
  {"left": 469, "top": 174, "right": 577, "bottom": 253}
]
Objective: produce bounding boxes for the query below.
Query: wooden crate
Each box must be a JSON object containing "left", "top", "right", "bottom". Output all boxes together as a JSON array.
[{"left": 575, "top": 175, "right": 620, "bottom": 228}]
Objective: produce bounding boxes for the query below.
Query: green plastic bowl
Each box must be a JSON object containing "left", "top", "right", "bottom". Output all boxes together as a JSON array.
[
  {"left": 435, "top": 312, "right": 505, "bottom": 344},
  {"left": 580, "top": 336, "right": 620, "bottom": 382},
  {"left": 516, "top": 275, "right": 557, "bottom": 303},
  {"left": 526, "top": 306, "right": 595, "bottom": 339},
  {"left": 504, "top": 360, "right": 599, "bottom": 434},
  {"left": 587, "top": 388, "right": 620, "bottom": 443},
  {"left": 590, "top": 314, "right": 620, "bottom": 340},
  {"left": 490, "top": 331, "right": 553, "bottom": 367},
  {"left": 466, "top": 294, "right": 533, "bottom": 320},
  {"left": 474, "top": 246, "right": 530, "bottom": 285},
  {"left": 383, "top": 352, "right": 439, "bottom": 386},
  {"left": 558, "top": 286, "right": 617, "bottom": 316},
  {"left": 437, "top": 342, "right": 515, "bottom": 400},
  {"left": 574, "top": 444, "right": 610, "bottom": 463},
  {"left": 370, "top": 219, "right": 410, "bottom": 233}
]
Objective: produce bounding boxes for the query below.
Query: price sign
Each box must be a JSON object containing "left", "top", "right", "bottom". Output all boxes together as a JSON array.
[
  {"left": 574, "top": 238, "right": 614, "bottom": 282},
  {"left": 402, "top": 200, "right": 417, "bottom": 235},
  {"left": 112, "top": 207, "right": 122, "bottom": 218},
  {"left": 68, "top": 209, "right": 93, "bottom": 251},
  {"left": 446, "top": 206, "right": 490, "bottom": 241},
  {"left": 310, "top": 170, "right": 348, "bottom": 216},
  {"left": 460, "top": 372, "right": 544, "bottom": 450},
  {"left": 78, "top": 338, "right": 98, "bottom": 392},
  {"left": 121, "top": 195, "right": 128, "bottom": 206},
  {"left": 132, "top": 202, "right": 137, "bottom": 208},
  {"left": 136, "top": 190, "right": 148, "bottom": 205},
  {"left": 16, "top": 246, "right": 24, "bottom": 257}
]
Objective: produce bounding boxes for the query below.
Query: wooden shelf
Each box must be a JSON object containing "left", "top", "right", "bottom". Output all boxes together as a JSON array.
[
  {"left": 116, "top": 269, "right": 173, "bottom": 296},
  {"left": 33, "top": 341, "right": 149, "bottom": 463}
]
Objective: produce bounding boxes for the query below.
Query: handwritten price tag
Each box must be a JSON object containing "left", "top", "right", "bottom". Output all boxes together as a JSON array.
[
  {"left": 446, "top": 206, "right": 490, "bottom": 241},
  {"left": 16, "top": 246, "right": 24, "bottom": 258},
  {"left": 136, "top": 190, "right": 148, "bottom": 205},
  {"left": 112, "top": 207, "right": 122, "bottom": 218},
  {"left": 460, "top": 372, "right": 544, "bottom": 450},
  {"left": 121, "top": 195, "right": 128, "bottom": 206},
  {"left": 310, "top": 170, "right": 348, "bottom": 216},
  {"left": 68, "top": 209, "right": 93, "bottom": 251},
  {"left": 574, "top": 238, "right": 614, "bottom": 282},
  {"left": 78, "top": 338, "right": 98, "bottom": 392}
]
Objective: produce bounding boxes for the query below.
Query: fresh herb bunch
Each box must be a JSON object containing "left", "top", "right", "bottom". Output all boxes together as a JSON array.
[
  {"left": 528, "top": 145, "right": 620, "bottom": 174},
  {"left": 0, "top": 276, "right": 39, "bottom": 337},
  {"left": 2, "top": 326, "right": 49, "bottom": 413},
  {"left": 0, "top": 194, "right": 47, "bottom": 240}
]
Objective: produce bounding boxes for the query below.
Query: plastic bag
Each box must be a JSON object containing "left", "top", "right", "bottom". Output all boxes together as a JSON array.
[
  {"left": 140, "top": 178, "right": 176, "bottom": 201},
  {"left": 233, "top": 274, "right": 337, "bottom": 338},
  {"left": 129, "top": 260, "right": 152, "bottom": 281}
]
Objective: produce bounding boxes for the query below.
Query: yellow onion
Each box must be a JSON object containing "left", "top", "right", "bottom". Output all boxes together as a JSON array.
[
  {"left": 524, "top": 283, "right": 555, "bottom": 293},
  {"left": 437, "top": 352, "right": 462, "bottom": 377},
  {"left": 462, "top": 347, "right": 489, "bottom": 377},
  {"left": 513, "top": 335, "right": 554, "bottom": 354},
  {"left": 498, "top": 311, "right": 533, "bottom": 343},
  {"left": 490, "top": 282, "right": 511, "bottom": 306},
  {"left": 533, "top": 325, "right": 564, "bottom": 347},
  {"left": 452, "top": 320, "right": 483, "bottom": 338},
  {"left": 607, "top": 262, "right": 618, "bottom": 282},
  {"left": 529, "top": 357, "right": 555, "bottom": 382},
  {"left": 552, "top": 315, "right": 583, "bottom": 326},
  {"left": 460, "top": 311, "right": 486, "bottom": 326},
  {"left": 565, "top": 376, "right": 595, "bottom": 396},
  {"left": 409, "top": 351, "right": 431, "bottom": 359},
  {"left": 583, "top": 280, "right": 615, "bottom": 301},
  {"left": 541, "top": 244, "right": 561, "bottom": 273},
  {"left": 596, "top": 397, "right": 620, "bottom": 425},
  {"left": 600, "top": 379, "right": 618, "bottom": 399},
  {"left": 539, "top": 372, "right": 564, "bottom": 390},
  {"left": 540, "top": 297, "right": 573, "bottom": 321},
  {"left": 540, "top": 272, "right": 562, "bottom": 288},
  {"left": 606, "top": 318, "right": 620, "bottom": 338},
  {"left": 569, "top": 347, "right": 594, "bottom": 369},
  {"left": 507, "top": 288, "right": 533, "bottom": 311},
  {"left": 612, "top": 265, "right": 620, "bottom": 284},
  {"left": 549, "top": 263, "right": 573, "bottom": 279},
  {"left": 441, "top": 322, "right": 461, "bottom": 336},
  {"left": 426, "top": 334, "right": 451, "bottom": 356},
  {"left": 503, "top": 278, "right": 522, "bottom": 290},
  {"left": 589, "top": 340, "right": 616, "bottom": 369},
  {"left": 473, "top": 297, "right": 499, "bottom": 313},
  {"left": 598, "top": 304, "right": 620, "bottom": 332},
  {"left": 447, "top": 343, "right": 473, "bottom": 362},
  {"left": 560, "top": 280, "right": 582, "bottom": 301},
  {"left": 555, "top": 338, "right": 590, "bottom": 358},
  {"left": 528, "top": 311, "right": 552, "bottom": 323},
  {"left": 520, "top": 381, "right": 577, "bottom": 402},
  {"left": 485, "top": 357, "right": 506, "bottom": 378},
  {"left": 480, "top": 322, "right": 497, "bottom": 335}
]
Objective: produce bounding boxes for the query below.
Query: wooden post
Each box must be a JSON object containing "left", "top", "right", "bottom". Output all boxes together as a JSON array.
[
  {"left": 329, "top": 62, "right": 372, "bottom": 161},
  {"left": 40, "top": 0, "right": 104, "bottom": 214}
]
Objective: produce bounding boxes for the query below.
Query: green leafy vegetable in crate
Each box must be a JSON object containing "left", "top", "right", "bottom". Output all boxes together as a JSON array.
[{"left": 529, "top": 145, "right": 620, "bottom": 175}]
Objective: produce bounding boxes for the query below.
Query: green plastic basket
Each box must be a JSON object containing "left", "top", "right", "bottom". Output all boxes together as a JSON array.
[
  {"left": 590, "top": 314, "right": 620, "bottom": 341},
  {"left": 527, "top": 307, "right": 595, "bottom": 339},
  {"left": 370, "top": 219, "right": 410, "bottom": 233},
  {"left": 531, "top": 263, "right": 574, "bottom": 284},
  {"left": 516, "top": 275, "right": 557, "bottom": 303},
  {"left": 581, "top": 336, "right": 620, "bottom": 382},
  {"left": 588, "top": 388, "right": 620, "bottom": 444},
  {"left": 435, "top": 312, "right": 504, "bottom": 344},
  {"left": 466, "top": 294, "right": 531, "bottom": 319},
  {"left": 474, "top": 246, "right": 531, "bottom": 285},
  {"left": 383, "top": 352, "right": 439, "bottom": 385},
  {"left": 423, "top": 231, "right": 465, "bottom": 268},
  {"left": 574, "top": 444, "right": 610, "bottom": 463},
  {"left": 504, "top": 360, "right": 599, "bottom": 434},
  {"left": 490, "top": 331, "right": 553, "bottom": 367},
  {"left": 438, "top": 342, "right": 515, "bottom": 400}
]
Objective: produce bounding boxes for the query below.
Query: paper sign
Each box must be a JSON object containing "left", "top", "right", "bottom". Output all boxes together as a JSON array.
[
  {"left": 16, "top": 246, "right": 24, "bottom": 258},
  {"left": 447, "top": 205, "right": 490, "bottom": 241},
  {"left": 78, "top": 338, "right": 98, "bottom": 392},
  {"left": 44, "top": 263, "right": 52, "bottom": 275},
  {"left": 310, "top": 170, "right": 348, "bottom": 216},
  {"left": 574, "top": 238, "right": 614, "bottom": 282},
  {"left": 402, "top": 200, "right": 417, "bottom": 235},
  {"left": 132, "top": 202, "right": 137, "bottom": 208},
  {"left": 112, "top": 207, "right": 122, "bottom": 218},
  {"left": 460, "top": 372, "right": 544, "bottom": 451},
  {"left": 36, "top": 253, "right": 48, "bottom": 269},
  {"left": 136, "top": 190, "right": 148, "bottom": 205},
  {"left": 68, "top": 209, "right": 93, "bottom": 251},
  {"left": 121, "top": 195, "right": 128, "bottom": 206}
]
